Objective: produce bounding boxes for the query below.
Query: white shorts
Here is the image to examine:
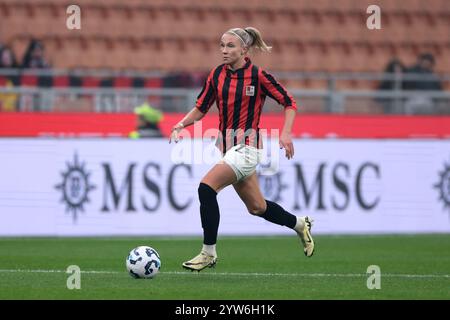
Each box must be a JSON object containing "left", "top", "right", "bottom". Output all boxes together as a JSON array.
[{"left": 221, "top": 144, "right": 263, "bottom": 182}]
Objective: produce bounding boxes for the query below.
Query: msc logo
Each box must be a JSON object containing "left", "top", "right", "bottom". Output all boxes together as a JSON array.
[
  {"left": 257, "top": 153, "right": 287, "bottom": 202},
  {"left": 55, "top": 152, "right": 193, "bottom": 223},
  {"left": 55, "top": 153, "right": 96, "bottom": 222},
  {"left": 258, "top": 171, "right": 287, "bottom": 202},
  {"left": 434, "top": 160, "right": 450, "bottom": 213}
]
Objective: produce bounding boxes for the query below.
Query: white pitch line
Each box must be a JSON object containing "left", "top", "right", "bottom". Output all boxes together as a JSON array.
[
  {"left": 0, "top": 269, "right": 119, "bottom": 274},
  {"left": 168, "top": 271, "right": 450, "bottom": 279},
  {"left": 0, "top": 269, "right": 448, "bottom": 279}
]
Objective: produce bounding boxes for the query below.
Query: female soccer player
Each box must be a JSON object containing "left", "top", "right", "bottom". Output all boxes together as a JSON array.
[{"left": 170, "top": 27, "right": 315, "bottom": 271}]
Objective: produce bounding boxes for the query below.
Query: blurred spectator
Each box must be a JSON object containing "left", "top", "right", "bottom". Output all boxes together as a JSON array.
[
  {"left": 0, "top": 45, "right": 19, "bottom": 68},
  {"left": 0, "top": 79, "right": 17, "bottom": 111},
  {"left": 0, "top": 46, "right": 19, "bottom": 111},
  {"left": 404, "top": 53, "right": 442, "bottom": 91},
  {"left": 403, "top": 53, "right": 443, "bottom": 114},
  {"left": 21, "top": 39, "right": 50, "bottom": 69},
  {"left": 378, "top": 58, "right": 405, "bottom": 91},
  {"left": 376, "top": 58, "right": 406, "bottom": 113},
  {"left": 129, "top": 102, "right": 164, "bottom": 138}
]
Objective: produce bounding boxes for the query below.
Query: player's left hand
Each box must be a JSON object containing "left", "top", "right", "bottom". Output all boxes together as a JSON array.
[{"left": 279, "top": 132, "right": 294, "bottom": 160}]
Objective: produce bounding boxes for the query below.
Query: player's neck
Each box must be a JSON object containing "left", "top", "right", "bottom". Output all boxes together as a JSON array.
[{"left": 228, "top": 57, "right": 246, "bottom": 71}]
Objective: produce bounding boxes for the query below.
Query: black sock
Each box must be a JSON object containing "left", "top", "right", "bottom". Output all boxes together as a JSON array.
[
  {"left": 198, "top": 183, "right": 220, "bottom": 245},
  {"left": 260, "top": 200, "right": 297, "bottom": 229}
]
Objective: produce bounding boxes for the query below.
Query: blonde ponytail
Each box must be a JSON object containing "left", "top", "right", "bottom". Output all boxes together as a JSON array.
[
  {"left": 244, "top": 27, "right": 272, "bottom": 52},
  {"left": 225, "top": 27, "right": 272, "bottom": 53}
]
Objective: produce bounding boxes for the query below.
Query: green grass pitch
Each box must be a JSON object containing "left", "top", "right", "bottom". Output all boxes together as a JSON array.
[{"left": 0, "top": 235, "right": 448, "bottom": 300}]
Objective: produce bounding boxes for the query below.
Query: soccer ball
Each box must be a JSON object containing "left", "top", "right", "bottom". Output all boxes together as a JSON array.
[{"left": 126, "top": 246, "right": 161, "bottom": 279}]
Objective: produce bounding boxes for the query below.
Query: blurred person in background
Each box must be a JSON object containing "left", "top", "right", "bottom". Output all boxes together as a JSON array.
[
  {"left": 405, "top": 53, "right": 442, "bottom": 91},
  {"left": 378, "top": 58, "right": 405, "bottom": 91},
  {"left": 20, "top": 39, "right": 50, "bottom": 111},
  {"left": 129, "top": 102, "right": 164, "bottom": 138},
  {"left": 376, "top": 58, "right": 406, "bottom": 113},
  {"left": 21, "top": 39, "right": 50, "bottom": 69},
  {"left": 404, "top": 53, "right": 443, "bottom": 114},
  {"left": 170, "top": 27, "right": 315, "bottom": 272},
  {"left": 0, "top": 45, "right": 19, "bottom": 69},
  {"left": 0, "top": 46, "right": 19, "bottom": 111}
]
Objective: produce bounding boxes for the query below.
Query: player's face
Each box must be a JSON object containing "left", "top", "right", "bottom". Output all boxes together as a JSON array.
[{"left": 220, "top": 33, "right": 246, "bottom": 66}]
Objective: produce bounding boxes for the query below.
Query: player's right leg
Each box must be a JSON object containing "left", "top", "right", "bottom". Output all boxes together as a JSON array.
[{"left": 182, "top": 161, "right": 237, "bottom": 272}]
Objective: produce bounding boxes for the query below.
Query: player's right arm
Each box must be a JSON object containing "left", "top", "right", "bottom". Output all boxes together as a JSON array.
[
  {"left": 169, "top": 107, "right": 205, "bottom": 143},
  {"left": 170, "top": 69, "right": 217, "bottom": 143}
]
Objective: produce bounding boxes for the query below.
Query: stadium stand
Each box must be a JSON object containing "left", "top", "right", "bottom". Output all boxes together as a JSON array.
[
  {"left": 0, "top": 0, "right": 448, "bottom": 76},
  {"left": 0, "top": 0, "right": 448, "bottom": 115}
]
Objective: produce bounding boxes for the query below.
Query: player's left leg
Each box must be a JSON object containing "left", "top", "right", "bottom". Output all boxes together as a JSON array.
[{"left": 233, "top": 172, "right": 315, "bottom": 257}]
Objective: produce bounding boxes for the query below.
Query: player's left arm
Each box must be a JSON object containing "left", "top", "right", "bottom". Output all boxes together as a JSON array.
[
  {"left": 280, "top": 108, "right": 295, "bottom": 160},
  {"left": 260, "top": 70, "right": 297, "bottom": 159}
]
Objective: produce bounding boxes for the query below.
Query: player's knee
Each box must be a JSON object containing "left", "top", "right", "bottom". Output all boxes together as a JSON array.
[
  {"left": 198, "top": 182, "right": 217, "bottom": 202},
  {"left": 247, "top": 201, "right": 267, "bottom": 216}
]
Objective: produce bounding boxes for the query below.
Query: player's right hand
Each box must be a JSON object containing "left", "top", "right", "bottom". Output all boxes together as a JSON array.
[
  {"left": 169, "top": 123, "right": 184, "bottom": 143},
  {"left": 169, "top": 129, "right": 179, "bottom": 143}
]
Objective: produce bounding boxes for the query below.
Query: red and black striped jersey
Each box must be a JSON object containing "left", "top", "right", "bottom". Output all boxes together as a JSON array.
[{"left": 195, "top": 58, "right": 297, "bottom": 153}]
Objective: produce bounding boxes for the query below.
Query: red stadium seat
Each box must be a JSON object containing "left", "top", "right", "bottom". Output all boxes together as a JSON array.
[
  {"left": 53, "top": 75, "right": 69, "bottom": 87},
  {"left": 0, "top": 0, "right": 448, "bottom": 76},
  {"left": 20, "top": 74, "right": 37, "bottom": 87}
]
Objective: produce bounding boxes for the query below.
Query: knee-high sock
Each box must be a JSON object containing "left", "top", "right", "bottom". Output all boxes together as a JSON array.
[
  {"left": 260, "top": 200, "right": 297, "bottom": 229},
  {"left": 198, "top": 183, "right": 220, "bottom": 245}
]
